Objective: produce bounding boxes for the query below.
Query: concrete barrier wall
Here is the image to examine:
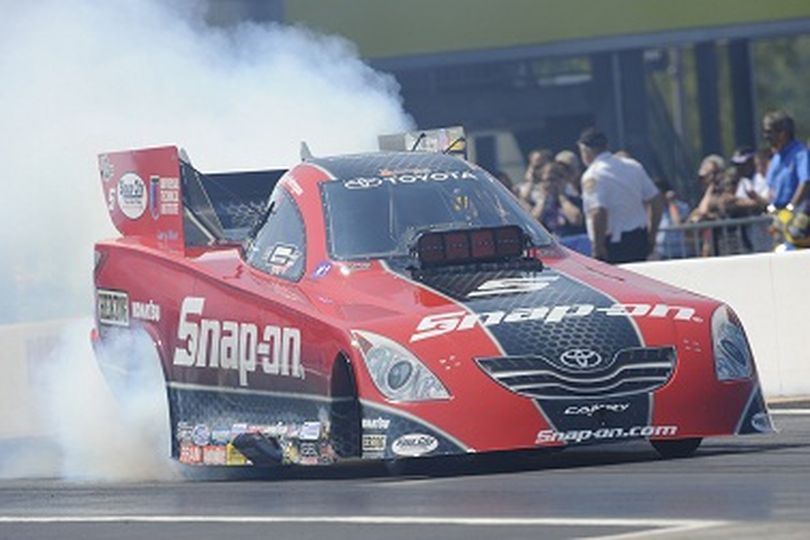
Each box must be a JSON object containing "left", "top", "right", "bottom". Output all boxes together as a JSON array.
[
  {"left": 0, "top": 250, "right": 806, "bottom": 439},
  {"left": 624, "top": 249, "right": 810, "bottom": 398}
]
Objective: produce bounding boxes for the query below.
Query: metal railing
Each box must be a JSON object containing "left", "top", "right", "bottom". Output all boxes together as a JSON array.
[{"left": 655, "top": 215, "right": 773, "bottom": 259}]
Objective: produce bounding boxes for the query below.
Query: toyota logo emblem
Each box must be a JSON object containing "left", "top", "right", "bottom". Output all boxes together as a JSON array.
[{"left": 559, "top": 349, "right": 604, "bottom": 370}]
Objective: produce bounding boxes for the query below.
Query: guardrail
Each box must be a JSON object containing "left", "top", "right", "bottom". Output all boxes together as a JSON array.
[{"left": 656, "top": 214, "right": 773, "bottom": 259}]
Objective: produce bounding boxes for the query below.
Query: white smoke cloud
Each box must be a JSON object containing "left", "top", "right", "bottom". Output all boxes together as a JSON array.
[
  {"left": 0, "top": 0, "right": 412, "bottom": 323},
  {"left": 41, "top": 320, "right": 175, "bottom": 481},
  {"left": 0, "top": 0, "right": 411, "bottom": 480}
]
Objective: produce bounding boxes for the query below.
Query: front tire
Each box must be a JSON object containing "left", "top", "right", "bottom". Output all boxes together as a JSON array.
[
  {"left": 651, "top": 438, "right": 702, "bottom": 458},
  {"left": 329, "top": 354, "right": 361, "bottom": 458}
]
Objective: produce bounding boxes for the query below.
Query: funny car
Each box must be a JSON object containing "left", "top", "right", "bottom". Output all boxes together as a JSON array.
[{"left": 92, "top": 132, "right": 773, "bottom": 467}]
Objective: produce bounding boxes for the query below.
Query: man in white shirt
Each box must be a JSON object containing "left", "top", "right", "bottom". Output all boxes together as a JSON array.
[
  {"left": 730, "top": 147, "right": 770, "bottom": 202},
  {"left": 577, "top": 128, "right": 664, "bottom": 263}
]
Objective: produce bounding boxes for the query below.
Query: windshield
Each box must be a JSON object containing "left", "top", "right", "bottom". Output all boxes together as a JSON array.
[{"left": 321, "top": 168, "right": 553, "bottom": 260}]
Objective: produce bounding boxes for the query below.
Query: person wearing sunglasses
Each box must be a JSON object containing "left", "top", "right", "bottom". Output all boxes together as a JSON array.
[{"left": 763, "top": 110, "right": 810, "bottom": 211}]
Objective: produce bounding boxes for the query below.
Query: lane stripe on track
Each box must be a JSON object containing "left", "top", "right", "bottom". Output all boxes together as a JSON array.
[
  {"left": 0, "top": 515, "right": 728, "bottom": 536},
  {"left": 769, "top": 409, "right": 810, "bottom": 415}
]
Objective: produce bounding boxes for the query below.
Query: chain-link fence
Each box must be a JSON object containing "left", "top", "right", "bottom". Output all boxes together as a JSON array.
[{"left": 655, "top": 215, "right": 774, "bottom": 259}]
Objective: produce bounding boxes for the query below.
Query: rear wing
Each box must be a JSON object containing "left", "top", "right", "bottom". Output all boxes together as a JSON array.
[
  {"left": 98, "top": 146, "right": 285, "bottom": 251},
  {"left": 378, "top": 126, "right": 466, "bottom": 158}
]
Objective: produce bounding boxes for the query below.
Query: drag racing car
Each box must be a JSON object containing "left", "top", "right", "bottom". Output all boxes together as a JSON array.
[{"left": 92, "top": 130, "right": 773, "bottom": 468}]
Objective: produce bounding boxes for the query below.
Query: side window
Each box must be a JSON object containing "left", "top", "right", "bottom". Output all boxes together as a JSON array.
[{"left": 245, "top": 188, "right": 306, "bottom": 281}]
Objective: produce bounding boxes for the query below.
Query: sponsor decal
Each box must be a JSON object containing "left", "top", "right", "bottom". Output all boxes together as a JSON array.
[
  {"left": 179, "top": 442, "right": 202, "bottom": 465},
  {"left": 311, "top": 261, "right": 332, "bottom": 279},
  {"left": 266, "top": 244, "right": 300, "bottom": 275},
  {"left": 132, "top": 300, "right": 160, "bottom": 322},
  {"left": 149, "top": 176, "right": 160, "bottom": 219},
  {"left": 751, "top": 412, "right": 772, "bottom": 433},
  {"left": 536, "top": 424, "right": 678, "bottom": 444},
  {"left": 285, "top": 424, "right": 301, "bottom": 439},
  {"left": 379, "top": 167, "right": 431, "bottom": 177},
  {"left": 203, "top": 445, "right": 227, "bottom": 465},
  {"left": 410, "top": 303, "right": 699, "bottom": 342},
  {"left": 391, "top": 433, "right": 439, "bottom": 457},
  {"left": 284, "top": 176, "right": 303, "bottom": 196},
  {"left": 157, "top": 229, "right": 180, "bottom": 243},
  {"left": 299, "top": 421, "right": 322, "bottom": 441},
  {"left": 361, "top": 417, "right": 391, "bottom": 431},
  {"left": 467, "top": 276, "right": 559, "bottom": 298},
  {"left": 107, "top": 186, "right": 116, "bottom": 211},
  {"left": 159, "top": 176, "right": 180, "bottom": 216},
  {"left": 99, "top": 154, "right": 114, "bottom": 182},
  {"left": 343, "top": 262, "right": 371, "bottom": 271},
  {"left": 338, "top": 261, "right": 372, "bottom": 276},
  {"left": 172, "top": 297, "right": 304, "bottom": 386},
  {"left": 230, "top": 423, "right": 248, "bottom": 439},
  {"left": 318, "top": 441, "right": 337, "bottom": 465},
  {"left": 299, "top": 442, "right": 319, "bottom": 464},
  {"left": 97, "top": 289, "right": 129, "bottom": 327},
  {"left": 117, "top": 172, "right": 148, "bottom": 219},
  {"left": 191, "top": 424, "right": 211, "bottom": 447},
  {"left": 211, "top": 426, "right": 231, "bottom": 446},
  {"left": 225, "top": 442, "right": 249, "bottom": 465},
  {"left": 265, "top": 423, "right": 289, "bottom": 438},
  {"left": 283, "top": 442, "right": 300, "bottom": 464},
  {"left": 564, "top": 403, "right": 631, "bottom": 416},
  {"left": 176, "top": 422, "right": 193, "bottom": 442},
  {"left": 344, "top": 170, "right": 476, "bottom": 190},
  {"left": 556, "top": 349, "right": 605, "bottom": 371},
  {"left": 362, "top": 434, "right": 387, "bottom": 453}
]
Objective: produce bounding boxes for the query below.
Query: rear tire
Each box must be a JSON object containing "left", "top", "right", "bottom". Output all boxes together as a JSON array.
[{"left": 651, "top": 438, "right": 702, "bottom": 459}]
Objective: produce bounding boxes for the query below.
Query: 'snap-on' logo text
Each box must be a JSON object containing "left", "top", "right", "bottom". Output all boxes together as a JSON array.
[
  {"left": 173, "top": 297, "right": 303, "bottom": 386},
  {"left": 410, "top": 303, "right": 698, "bottom": 342}
]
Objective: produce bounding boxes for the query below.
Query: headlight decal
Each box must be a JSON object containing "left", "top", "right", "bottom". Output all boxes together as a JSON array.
[
  {"left": 353, "top": 330, "right": 451, "bottom": 402},
  {"left": 711, "top": 305, "right": 753, "bottom": 381}
]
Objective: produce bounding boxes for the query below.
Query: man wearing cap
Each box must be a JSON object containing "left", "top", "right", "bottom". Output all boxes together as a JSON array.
[
  {"left": 578, "top": 127, "right": 663, "bottom": 263},
  {"left": 763, "top": 110, "right": 810, "bottom": 210},
  {"left": 729, "top": 147, "right": 769, "bottom": 215}
]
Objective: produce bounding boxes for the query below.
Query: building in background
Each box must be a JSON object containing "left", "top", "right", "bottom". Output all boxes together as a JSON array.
[{"left": 207, "top": 0, "right": 810, "bottom": 204}]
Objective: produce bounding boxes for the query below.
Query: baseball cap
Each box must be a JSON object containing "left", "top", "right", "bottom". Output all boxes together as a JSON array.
[
  {"left": 730, "top": 147, "right": 755, "bottom": 165},
  {"left": 577, "top": 127, "right": 608, "bottom": 149}
]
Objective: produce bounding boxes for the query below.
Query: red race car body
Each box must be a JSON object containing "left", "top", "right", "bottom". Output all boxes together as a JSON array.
[{"left": 93, "top": 143, "right": 772, "bottom": 467}]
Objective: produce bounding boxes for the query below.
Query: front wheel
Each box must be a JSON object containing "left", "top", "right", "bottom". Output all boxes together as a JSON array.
[{"left": 651, "top": 438, "right": 702, "bottom": 459}]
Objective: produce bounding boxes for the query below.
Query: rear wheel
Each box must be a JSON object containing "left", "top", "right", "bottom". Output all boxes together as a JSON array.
[{"left": 651, "top": 438, "right": 702, "bottom": 459}]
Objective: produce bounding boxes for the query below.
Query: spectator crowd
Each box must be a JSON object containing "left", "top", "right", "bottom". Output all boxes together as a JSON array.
[{"left": 501, "top": 109, "right": 810, "bottom": 262}]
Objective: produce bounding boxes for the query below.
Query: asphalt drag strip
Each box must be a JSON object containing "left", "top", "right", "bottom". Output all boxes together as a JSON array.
[
  {"left": 0, "top": 515, "right": 728, "bottom": 540},
  {"left": 0, "top": 412, "right": 808, "bottom": 540}
]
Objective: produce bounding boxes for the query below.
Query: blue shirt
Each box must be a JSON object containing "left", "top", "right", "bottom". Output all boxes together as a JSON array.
[{"left": 767, "top": 140, "right": 810, "bottom": 208}]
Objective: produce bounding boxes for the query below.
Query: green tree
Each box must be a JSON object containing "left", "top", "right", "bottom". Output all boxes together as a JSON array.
[{"left": 753, "top": 35, "right": 810, "bottom": 143}]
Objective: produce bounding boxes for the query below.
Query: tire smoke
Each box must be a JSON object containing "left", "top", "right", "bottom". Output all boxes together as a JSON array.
[
  {"left": 0, "top": 0, "right": 412, "bottom": 480},
  {"left": 0, "top": 0, "right": 412, "bottom": 323}
]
